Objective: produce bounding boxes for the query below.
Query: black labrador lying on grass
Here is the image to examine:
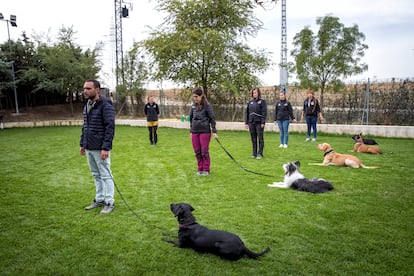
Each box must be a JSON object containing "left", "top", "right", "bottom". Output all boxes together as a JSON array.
[{"left": 164, "top": 203, "right": 270, "bottom": 261}]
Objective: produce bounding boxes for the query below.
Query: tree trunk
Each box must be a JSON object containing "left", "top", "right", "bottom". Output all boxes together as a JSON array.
[{"left": 69, "top": 96, "right": 74, "bottom": 117}]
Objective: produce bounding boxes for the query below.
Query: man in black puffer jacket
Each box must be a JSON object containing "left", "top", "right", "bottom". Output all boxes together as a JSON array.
[{"left": 80, "top": 79, "right": 116, "bottom": 214}]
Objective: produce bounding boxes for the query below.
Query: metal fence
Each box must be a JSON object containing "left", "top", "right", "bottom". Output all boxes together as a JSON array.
[{"left": 121, "top": 79, "right": 414, "bottom": 126}]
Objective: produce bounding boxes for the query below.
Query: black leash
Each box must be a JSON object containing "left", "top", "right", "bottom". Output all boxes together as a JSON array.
[
  {"left": 215, "top": 138, "right": 275, "bottom": 178},
  {"left": 103, "top": 137, "right": 275, "bottom": 235},
  {"left": 104, "top": 165, "right": 172, "bottom": 234}
]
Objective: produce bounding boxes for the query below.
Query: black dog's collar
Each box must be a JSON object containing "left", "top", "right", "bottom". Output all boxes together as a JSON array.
[
  {"left": 324, "top": 149, "right": 334, "bottom": 157},
  {"left": 179, "top": 221, "right": 196, "bottom": 228}
]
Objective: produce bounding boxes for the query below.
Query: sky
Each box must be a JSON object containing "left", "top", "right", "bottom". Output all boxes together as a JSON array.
[{"left": 1, "top": 0, "right": 413, "bottom": 90}]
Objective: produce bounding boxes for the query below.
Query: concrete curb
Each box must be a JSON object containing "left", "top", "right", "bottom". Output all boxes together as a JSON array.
[{"left": 2, "top": 119, "right": 413, "bottom": 138}]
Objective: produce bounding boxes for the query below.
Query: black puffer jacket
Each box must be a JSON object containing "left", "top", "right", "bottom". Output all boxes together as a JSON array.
[
  {"left": 80, "top": 96, "right": 115, "bottom": 151},
  {"left": 189, "top": 103, "right": 217, "bottom": 134}
]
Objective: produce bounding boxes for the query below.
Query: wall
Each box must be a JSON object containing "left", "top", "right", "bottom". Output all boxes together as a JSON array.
[{"left": 2, "top": 119, "right": 413, "bottom": 138}]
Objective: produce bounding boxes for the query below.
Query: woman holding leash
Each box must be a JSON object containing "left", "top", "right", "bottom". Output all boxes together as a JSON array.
[
  {"left": 301, "top": 90, "right": 323, "bottom": 142},
  {"left": 189, "top": 88, "right": 218, "bottom": 176},
  {"left": 245, "top": 87, "right": 267, "bottom": 159},
  {"left": 274, "top": 91, "right": 296, "bottom": 148}
]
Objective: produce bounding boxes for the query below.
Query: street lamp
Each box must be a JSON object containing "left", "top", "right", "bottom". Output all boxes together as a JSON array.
[{"left": 0, "top": 13, "right": 19, "bottom": 114}]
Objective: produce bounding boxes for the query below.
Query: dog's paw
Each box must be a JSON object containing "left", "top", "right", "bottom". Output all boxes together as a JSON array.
[
  {"left": 268, "top": 182, "right": 285, "bottom": 188},
  {"left": 161, "top": 232, "right": 177, "bottom": 238},
  {"left": 162, "top": 238, "right": 179, "bottom": 246}
]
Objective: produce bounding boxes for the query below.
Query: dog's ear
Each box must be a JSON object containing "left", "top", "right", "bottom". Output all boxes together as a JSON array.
[{"left": 294, "top": 160, "right": 300, "bottom": 167}]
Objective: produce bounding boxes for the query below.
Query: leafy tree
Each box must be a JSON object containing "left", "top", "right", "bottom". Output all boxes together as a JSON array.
[
  {"left": 290, "top": 15, "right": 368, "bottom": 106},
  {"left": 14, "top": 33, "right": 42, "bottom": 107},
  {"left": 23, "top": 26, "right": 101, "bottom": 114},
  {"left": 116, "top": 46, "right": 149, "bottom": 115},
  {"left": 0, "top": 60, "right": 13, "bottom": 94},
  {"left": 0, "top": 38, "right": 19, "bottom": 109},
  {"left": 141, "top": 0, "right": 271, "bottom": 99},
  {"left": 124, "top": 47, "right": 149, "bottom": 105},
  {"left": 1, "top": 27, "right": 102, "bottom": 111},
  {"left": 0, "top": 32, "right": 39, "bottom": 109}
]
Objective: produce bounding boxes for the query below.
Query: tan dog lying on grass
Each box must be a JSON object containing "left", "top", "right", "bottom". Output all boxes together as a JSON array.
[
  {"left": 310, "top": 143, "right": 380, "bottom": 169},
  {"left": 350, "top": 134, "right": 382, "bottom": 154}
]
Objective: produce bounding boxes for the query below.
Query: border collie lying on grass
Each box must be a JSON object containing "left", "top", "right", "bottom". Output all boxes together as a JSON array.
[{"left": 268, "top": 161, "right": 333, "bottom": 193}]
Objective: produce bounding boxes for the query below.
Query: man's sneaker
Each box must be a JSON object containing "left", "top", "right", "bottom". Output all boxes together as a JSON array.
[
  {"left": 305, "top": 138, "right": 310, "bottom": 142},
  {"left": 279, "top": 144, "right": 284, "bottom": 148},
  {"left": 249, "top": 155, "right": 257, "bottom": 159},
  {"left": 283, "top": 144, "right": 288, "bottom": 148},
  {"left": 100, "top": 203, "right": 115, "bottom": 214},
  {"left": 312, "top": 138, "right": 316, "bottom": 142},
  {"left": 84, "top": 200, "right": 104, "bottom": 210},
  {"left": 256, "top": 154, "right": 263, "bottom": 160}
]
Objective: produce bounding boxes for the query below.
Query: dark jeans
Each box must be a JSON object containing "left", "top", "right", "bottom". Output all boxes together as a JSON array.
[
  {"left": 305, "top": 116, "right": 318, "bottom": 138},
  {"left": 248, "top": 123, "right": 264, "bottom": 156}
]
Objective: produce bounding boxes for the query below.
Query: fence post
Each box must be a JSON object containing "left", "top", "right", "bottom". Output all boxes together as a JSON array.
[{"left": 361, "top": 78, "right": 370, "bottom": 125}]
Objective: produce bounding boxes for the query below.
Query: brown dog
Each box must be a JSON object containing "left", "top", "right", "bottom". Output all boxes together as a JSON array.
[
  {"left": 312, "top": 143, "right": 379, "bottom": 169},
  {"left": 351, "top": 135, "right": 382, "bottom": 154}
]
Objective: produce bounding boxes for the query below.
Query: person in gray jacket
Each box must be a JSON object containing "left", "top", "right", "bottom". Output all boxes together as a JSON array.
[
  {"left": 80, "top": 79, "right": 116, "bottom": 214},
  {"left": 245, "top": 87, "right": 267, "bottom": 159}
]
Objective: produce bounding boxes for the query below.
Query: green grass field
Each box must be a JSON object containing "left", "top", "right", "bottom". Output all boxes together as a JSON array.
[{"left": 0, "top": 126, "right": 413, "bottom": 275}]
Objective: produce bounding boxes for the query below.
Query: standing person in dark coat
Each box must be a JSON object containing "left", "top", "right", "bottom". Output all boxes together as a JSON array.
[
  {"left": 245, "top": 87, "right": 267, "bottom": 159},
  {"left": 80, "top": 79, "right": 116, "bottom": 214},
  {"left": 144, "top": 95, "right": 160, "bottom": 145},
  {"left": 189, "top": 88, "right": 218, "bottom": 176},
  {"left": 301, "top": 90, "right": 323, "bottom": 142},
  {"left": 274, "top": 91, "right": 297, "bottom": 148}
]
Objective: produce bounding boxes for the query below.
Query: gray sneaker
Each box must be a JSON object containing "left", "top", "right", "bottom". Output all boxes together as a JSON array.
[
  {"left": 100, "top": 203, "right": 115, "bottom": 214},
  {"left": 84, "top": 200, "right": 104, "bottom": 210}
]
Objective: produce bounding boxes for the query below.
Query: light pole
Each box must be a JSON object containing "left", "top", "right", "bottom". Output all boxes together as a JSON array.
[
  {"left": 114, "top": 0, "right": 132, "bottom": 88},
  {"left": 0, "top": 13, "right": 19, "bottom": 114}
]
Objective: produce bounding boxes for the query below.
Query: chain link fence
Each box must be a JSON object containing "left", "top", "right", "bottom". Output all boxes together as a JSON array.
[{"left": 120, "top": 78, "right": 414, "bottom": 126}]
